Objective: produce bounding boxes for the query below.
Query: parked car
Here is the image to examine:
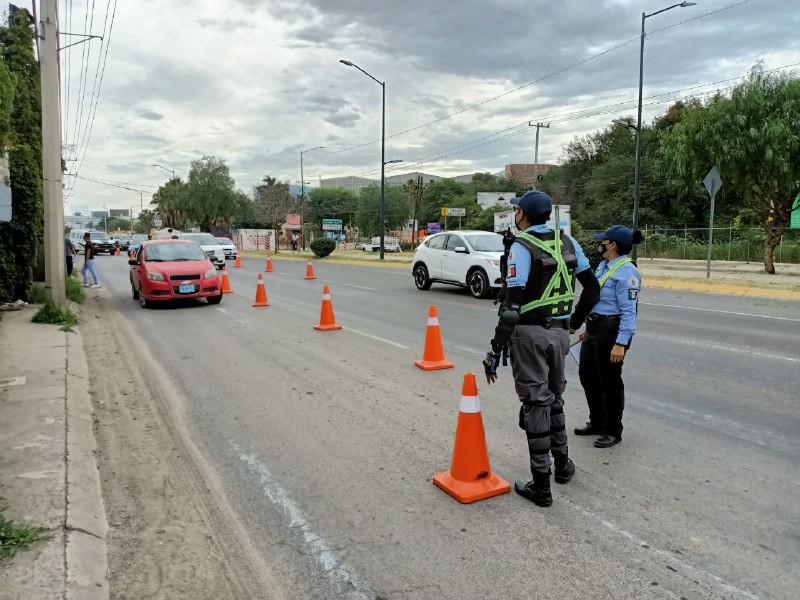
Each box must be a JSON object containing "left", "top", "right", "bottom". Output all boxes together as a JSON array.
[
  {"left": 128, "top": 240, "right": 223, "bottom": 308},
  {"left": 86, "top": 231, "right": 116, "bottom": 255},
  {"left": 113, "top": 234, "right": 132, "bottom": 251},
  {"left": 411, "top": 230, "right": 504, "bottom": 299},
  {"left": 127, "top": 234, "right": 149, "bottom": 256},
  {"left": 214, "top": 237, "right": 238, "bottom": 260},
  {"left": 361, "top": 236, "right": 402, "bottom": 253}
]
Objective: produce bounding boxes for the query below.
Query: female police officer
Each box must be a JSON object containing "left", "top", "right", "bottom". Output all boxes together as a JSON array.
[{"left": 574, "top": 225, "right": 643, "bottom": 448}]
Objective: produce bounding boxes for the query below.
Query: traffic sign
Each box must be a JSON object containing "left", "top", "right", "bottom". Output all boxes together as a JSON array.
[
  {"left": 440, "top": 208, "right": 448, "bottom": 217},
  {"left": 447, "top": 207, "right": 466, "bottom": 217},
  {"left": 153, "top": 218, "right": 163, "bottom": 228},
  {"left": 322, "top": 218, "right": 343, "bottom": 231},
  {"left": 791, "top": 194, "right": 800, "bottom": 230},
  {"left": 703, "top": 167, "right": 722, "bottom": 200}
]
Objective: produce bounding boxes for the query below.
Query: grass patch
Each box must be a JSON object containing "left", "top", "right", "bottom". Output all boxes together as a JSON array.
[
  {"left": 65, "top": 276, "right": 85, "bottom": 304},
  {"left": 31, "top": 303, "right": 79, "bottom": 332},
  {"left": 29, "top": 283, "right": 46, "bottom": 304},
  {"left": 0, "top": 502, "right": 47, "bottom": 562}
]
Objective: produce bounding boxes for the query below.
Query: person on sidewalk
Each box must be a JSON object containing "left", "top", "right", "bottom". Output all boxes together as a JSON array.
[
  {"left": 574, "top": 225, "right": 643, "bottom": 448},
  {"left": 81, "top": 232, "right": 101, "bottom": 288},
  {"left": 483, "top": 190, "right": 600, "bottom": 507},
  {"left": 64, "top": 235, "right": 76, "bottom": 277},
  {"left": 291, "top": 232, "right": 299, "bottom": 253}
]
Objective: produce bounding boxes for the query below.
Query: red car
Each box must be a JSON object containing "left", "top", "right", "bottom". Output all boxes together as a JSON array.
[{"left": 129, "top": 239, "right": 223, "bottom": 308}]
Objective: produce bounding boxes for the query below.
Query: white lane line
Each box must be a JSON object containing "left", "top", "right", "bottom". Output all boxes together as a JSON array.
[
  {"left": 642, "top": 333, "right": 799, "bottom": 364},
  {"left": 562, "top": 497, "right": 760, "bottom": 600},
  {"left": 216, "top": 306, "right": 246, "bottom": 325},
  {"left": 641, "top": 301, "right": 800, "bottom": 322},
  {"left": 234, "top": 447, "right": 373, "bottom": 600},
  {"left": 342, "top": 284, "right": 380, "bottom": 291},
  {"left": 344, "top": 327, "right": 411, "bottom": 350}
]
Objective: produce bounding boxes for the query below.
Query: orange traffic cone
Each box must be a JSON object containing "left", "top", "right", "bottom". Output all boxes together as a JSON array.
[
  {"left": 432, "top": 373, "right": 510, "bottom": 503},
  {"left": 314, "top": 285, "right": 342, "bottom": 331},
  {"left": 252, "top": 273, "right": 270, "bottom": 307},
  {"left": 304, "top": 259, "right": 316, "bottom": 280},
  {"left": 415, "top": 305, "right": 454, "bottom": 370},
  {"left": 220, "top": 266, "right": 233, "bottom": 294},
  {"left": 234, "top": 255, "right": 243, "bottom": 268},
  {"left": 114, "top": 247, "right": 120, "bottom": 256},
  {"left": 265, "top": 254, "right": 273, "bottom": 273}
]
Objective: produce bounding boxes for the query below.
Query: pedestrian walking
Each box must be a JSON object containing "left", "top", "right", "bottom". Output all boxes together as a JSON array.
[
  {"left": 81, "top": 232, "right": 101, "bottom": 288},
  {"left": 291, "top": 232, "right": 299, "bottom": 253},
  {"left": 483, "top": 190, "right": 600, "bottom": 507},
  {"left": 65, "top": 235, "right": 76, "bottom": 277},
  {"left": 574, "top": 225, "right": 643, "bottom": 448}
]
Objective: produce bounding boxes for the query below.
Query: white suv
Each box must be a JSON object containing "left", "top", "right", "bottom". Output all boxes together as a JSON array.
[{"left": 411, "top": 230, "right": 504, "bottom": 299}]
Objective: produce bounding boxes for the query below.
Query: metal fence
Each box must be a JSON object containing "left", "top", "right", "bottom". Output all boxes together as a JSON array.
[{"left": 583, "top": 226, "right": 800, "bottom": 263}]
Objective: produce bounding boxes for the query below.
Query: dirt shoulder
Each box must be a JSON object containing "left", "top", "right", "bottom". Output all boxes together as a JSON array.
[{"left": 78, "top": 294, "right": 285, "bottom": 600}]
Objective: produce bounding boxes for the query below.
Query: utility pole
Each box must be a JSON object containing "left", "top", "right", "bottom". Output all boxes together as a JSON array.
[
  {"left": 528, "top": 122, "right": 550, "bottom": 173},
  {"left": 40, "top": 0, "right": 66, "bottom": 304}
]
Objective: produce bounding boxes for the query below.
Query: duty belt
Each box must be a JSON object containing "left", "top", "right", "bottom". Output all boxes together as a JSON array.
[
  {"left": 520, "top": 315, "right": 570, "bottom": 329},
  {"left": 586, "top": 313, "right": 621, "bottom": 322}
]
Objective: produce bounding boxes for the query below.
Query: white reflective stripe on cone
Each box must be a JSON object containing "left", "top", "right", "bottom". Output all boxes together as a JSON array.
[
  {"left": 459, "top": 395, "right": 480, "bottom": 414},
  {"left": 427, "top": 317, "right": 439, "bottom": 327},
  {"left": 323, "top": 294, "right": 331, "bottom": 300}
]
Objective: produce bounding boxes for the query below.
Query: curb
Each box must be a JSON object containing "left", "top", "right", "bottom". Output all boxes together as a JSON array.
[
  {"left": 645, "top": 276, "right": 800, "bottom": 300},
  {"left": 65, "top": 327, "right": 109, "bottom": 600}
]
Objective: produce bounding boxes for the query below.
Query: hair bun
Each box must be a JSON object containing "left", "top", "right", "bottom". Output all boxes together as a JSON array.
[{"left": 632, "top": 230, "right": 644, "bottom": 244}]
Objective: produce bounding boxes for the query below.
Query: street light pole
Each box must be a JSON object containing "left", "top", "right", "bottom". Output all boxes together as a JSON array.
[
  {"left": 152, "top": 163, "right": 175, "bottom": 179},
  {"left": 632, "top": 1, "right": 695, "bottom": 261},
  {"left": 340, "top": 59, "right": 388, "bottom": 260}
]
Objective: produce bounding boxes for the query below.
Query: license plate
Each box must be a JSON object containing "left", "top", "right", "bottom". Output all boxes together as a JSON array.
[{"left": 179, "top": 284, "right": 195, "bottom": 294}]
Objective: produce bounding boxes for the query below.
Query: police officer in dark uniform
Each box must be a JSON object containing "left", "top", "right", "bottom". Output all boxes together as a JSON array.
[
  {"left": 484, "top": 191, "right": 600, "bottom": 507},
  {"left": 574, "top": 225, "right": 643, "bottom": 448}
]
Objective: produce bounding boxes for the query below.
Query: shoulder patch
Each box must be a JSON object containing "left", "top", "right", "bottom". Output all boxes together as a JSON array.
[
  {"left": 627, "top": 275, "right": 640, "bottom": 289},
  {"left": 509, "top": 264, "right": 516, "bottom": 278}
]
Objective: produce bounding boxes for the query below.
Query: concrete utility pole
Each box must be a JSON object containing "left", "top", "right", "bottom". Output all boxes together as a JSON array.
[
  {"left": 528, "top": 122, "right": 550, "bottom": 170},
  {"left": 40, "top": 0, "right": 66, "bottom": 304}
]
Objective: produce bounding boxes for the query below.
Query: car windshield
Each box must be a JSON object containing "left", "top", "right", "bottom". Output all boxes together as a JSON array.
[
  {"left": 463, "top": 234, "right": 504, "bottom": 252},
  {"left": 215, "top": 238, "right": 232, "bottom": 244},
  {"left": 145, "top": 243, "right": 207, "bottom": 262},
  {"left": 183, "top": 234, "right": 218, "bottom": 245},
  {"left": 132, "top": 235, "right": 148, "bottom": 240}
]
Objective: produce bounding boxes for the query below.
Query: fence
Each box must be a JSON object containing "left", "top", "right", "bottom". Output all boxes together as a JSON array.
[{"left": 583, "top": 226, "right": 800, "bottom": 264}]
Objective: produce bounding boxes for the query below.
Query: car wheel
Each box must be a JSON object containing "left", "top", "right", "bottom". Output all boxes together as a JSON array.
[
  {"left": 138, "top": 286, "right": 149, "bottom": 308},
  {"left": 207, "top": 291, "right": 223, "bottom": 305},
  {"left": 413, "top": 263, "right": 432, "bottom": 290},
  {"left": 132, "top": 285, "right": 139, "bottom": 300},
  {"left": 468, "top": 268, "right": 490, "bottom": 299}
]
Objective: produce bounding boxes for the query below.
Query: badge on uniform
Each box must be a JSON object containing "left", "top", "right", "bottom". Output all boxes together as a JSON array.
[
  {"left": 509, "top": 265, "right": 516, "bottom": 278},
  {"left": 628, "top": 289, "right": 638, "bottom": 300}
]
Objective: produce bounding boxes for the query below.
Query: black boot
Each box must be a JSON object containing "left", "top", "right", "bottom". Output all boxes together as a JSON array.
[
  {"left": 553, "top": 455, "right": 575, "bottom": 484},
  {"left": 574, "top": 421, "right": 602, "bottom": 436},
  {"left": 514, "top": 472, "right": 552, "bottom": 507},
  {"left": 594, "top": 434, "right": 621, "bottom": 448}
]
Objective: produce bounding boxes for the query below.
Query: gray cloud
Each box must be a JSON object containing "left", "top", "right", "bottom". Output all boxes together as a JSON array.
[{"left": 137, "top": 109, "right": 164, "bottom": 121}]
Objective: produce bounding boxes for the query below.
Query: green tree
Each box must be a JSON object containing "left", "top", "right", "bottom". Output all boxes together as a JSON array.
[
  {"left": 183, "top": 156, "right": 242, "bottom": 231},
  {"left": 0, "top": 9, "right": 43, "bottom": 302},
  {"left": 355, "top": 185, "right": 408, "bottom": 236},
  {"left": 307, "top": 187, "right": 357, "bottom": 223},
  {"left": 660, "top": 64, "right": 800, "bottom": 273},
  {"left": 151, "top": 177, "right": 189, "bottom": 229},
  {"left": 254, "top": 176, "right": 296, "bottom": 230}
]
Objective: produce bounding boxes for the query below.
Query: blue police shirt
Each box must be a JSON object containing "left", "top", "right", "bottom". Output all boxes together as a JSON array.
[
  {"left": 592, "top": 256, "right": 641, "bottom": 345},
  {"left": 506, "top": 225, "right": 591, "bottom": 320}
]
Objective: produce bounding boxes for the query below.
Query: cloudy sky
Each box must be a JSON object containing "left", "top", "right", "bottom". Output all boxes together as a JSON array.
[{"left": 25, "top": 0, "right": 800, "bottom": 212}]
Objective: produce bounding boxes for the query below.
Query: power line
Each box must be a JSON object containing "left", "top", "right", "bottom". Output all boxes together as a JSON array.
[
  {"left": 68, "top": 174, "right": 154, "bottom": 194},
  {"left": 70, "top": 0, "right": 96, "bottom": 160}
]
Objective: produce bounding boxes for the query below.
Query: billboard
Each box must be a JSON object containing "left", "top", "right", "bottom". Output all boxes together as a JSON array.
[
  {"left": 91, "top": 210, "right": 108, "bottom": 218},
  {"left": 493, "top": 205, "right": 571, "bottom": 237},
  {"left": 109, "top": 208, "right": 130, "bottom": 217},
  {"left": 477, "top": 192, "right": 517, "bottom": 209}
]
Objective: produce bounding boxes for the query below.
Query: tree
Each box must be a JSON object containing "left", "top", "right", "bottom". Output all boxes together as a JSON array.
[
  {"left": 660, "top": 64, "right": 800, "bottom": 273},
  {"left": 151, "top": 177, "right": 189, "bottom": 229},
  {"left": 254, "top": 175, "right": 295, "bottom": 231},
  {"left": 183, "top": 156, "right": 242, "bottom": 231},
  {"left": 355, "top": 185, "right": 408, "bottom": 236},
  {"left": 403, "top": 176, "right": 424, "bottom": 245},
  {"left": 0, "top": 9, "right": 43, "bottom": 302}
]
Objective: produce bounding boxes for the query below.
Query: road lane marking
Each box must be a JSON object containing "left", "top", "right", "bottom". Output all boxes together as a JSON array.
[
  {"left": 234, "top": 447, "right": 373, "bottom": 600},
  {"left": 562, "top": 497, "right": 760, "bottom": 600},
  {"left": 342, "top": 283, "right": 380, "bottom": 291},
  {"left": 344, "top": 327, "right": 411, "bottom": 350},
  {"left": 641, "top": 333, "right": 799, "bottom": 363},
  {"left": 641, "top": 302, "right": 800, "bottom": 322}
]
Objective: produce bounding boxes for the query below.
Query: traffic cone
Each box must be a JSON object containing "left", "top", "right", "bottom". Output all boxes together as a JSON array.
[
  {"left": 252, "top": 273, "right": 270, "bottom": 307},
  {"left": 415, "top": 305, "right": 454, "bottom": 370},
  {"left": 235, "top": 255, "right": 243, "bottom": 268},
  {"left": 304, "top": 258, "right": 316, "bottom": 280},
  {"left": 220, "top": 266, "right": 233, "bottom": 294},
  {"left": 432, "top": 373, "right": 510, "bottom": 504},
  {"left": 114, "top": 247, "right": 120, "bottom": 256},
  {"left": 265, "top": 254, "right": 273, "bottom": 273},
  {"left": 314, "top": 285, "right": 342, "bottom": 331}
]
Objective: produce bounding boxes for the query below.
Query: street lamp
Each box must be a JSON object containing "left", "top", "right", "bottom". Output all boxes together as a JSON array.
[
  {"left": 152, "top": 163, "right": 176, "bottom": 179},
  {"left": 631, "top": 1, "right": 695, "bottom": 260},
  {"left": 340, "top": 58, "right": 388, "bottom": 259},
  {"left": 300, "top": 146, "right": 325, "bottom": 250}
]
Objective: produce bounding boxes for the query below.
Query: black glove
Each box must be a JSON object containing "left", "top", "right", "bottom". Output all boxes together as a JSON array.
[{"left": 483, "top": 350, "right": 501, "bottom": 384}]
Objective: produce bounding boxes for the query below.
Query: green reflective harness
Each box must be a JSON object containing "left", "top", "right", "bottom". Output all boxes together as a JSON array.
[
  {"left": 598, "top": 258, "right": 633, "bottom": 286},
  {"left": 516, "top": 232, "right": 575, "bottom": 315}
]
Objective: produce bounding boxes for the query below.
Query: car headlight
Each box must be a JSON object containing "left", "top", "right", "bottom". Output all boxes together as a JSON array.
[
  {"left": 146, "top": 272, "right": 165, "bottom": 281},
  {"left": 485, "top": 259, "right": 501, "bottom": 267},
  {"left": 204, "top": 268, "right": 217, "bottom": 279}
]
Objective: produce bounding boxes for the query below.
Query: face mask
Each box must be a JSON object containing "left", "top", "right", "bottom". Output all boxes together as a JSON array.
[
  {"left": 597, "top": 243, "right": 609, "bottom": 258},
  {"left": 514, "top": 210, "right": 523, "bottom": 231}
]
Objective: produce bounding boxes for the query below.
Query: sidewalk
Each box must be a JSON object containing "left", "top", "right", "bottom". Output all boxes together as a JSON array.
[{"left": 0, "top": 307, "right": 108, "bottom": 600}]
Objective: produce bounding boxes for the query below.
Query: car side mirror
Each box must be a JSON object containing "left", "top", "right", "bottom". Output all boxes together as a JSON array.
[
  {"left": 128, "top": 259, "right": 139, "bottom": 266},
  {"left": 454, "top": 246, "right": 469, "bottom": 254}
]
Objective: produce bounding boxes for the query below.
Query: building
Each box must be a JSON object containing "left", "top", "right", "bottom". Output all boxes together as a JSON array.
[
  {"left": 318, "top": 175, "right": 377, "bottom": 195},
  {"left": 504, "top": 163, "right": 556, "bottom": 187}
]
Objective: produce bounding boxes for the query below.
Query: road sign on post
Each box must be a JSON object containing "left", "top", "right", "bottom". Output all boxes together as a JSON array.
[
  {"left": 791, "top": 194, "right": 800, "bottom": 229},
  {"left": 446, "top": 207, "right": 465, "bottom": 217},
  {"left": 322, "top": 218, "right": 343, "bottom": 231},
  {"left": 703, "top": 167, "right": 723, "bottom": 279}
]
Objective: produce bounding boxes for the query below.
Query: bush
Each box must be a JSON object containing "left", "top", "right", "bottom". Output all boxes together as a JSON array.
[
  {"left": 65, "top": 276, "right": 85, "bottom": 304},
  {"left": 310, "top": 238, "right": 336, "bottom": 258},
  {"left": 31, "top": 303, "right": 79, "bottom": 332}
]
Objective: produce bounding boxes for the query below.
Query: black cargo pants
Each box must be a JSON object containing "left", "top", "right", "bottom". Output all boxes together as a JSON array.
[
  {"left": 510, "top": 323, "right": 570, "bottom": 477},
  {"left": 578, "top": 318, "right": 626, "bottom": 437}
]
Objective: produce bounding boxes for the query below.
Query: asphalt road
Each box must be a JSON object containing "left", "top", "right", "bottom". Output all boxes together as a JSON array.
[{"left": 94, "top": 255, "right": 799, "bottom": 600}]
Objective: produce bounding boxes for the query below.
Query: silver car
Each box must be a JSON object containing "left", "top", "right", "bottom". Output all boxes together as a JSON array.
[{"left": 215, "top": 237, "right": 238, "bottom": 260}]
